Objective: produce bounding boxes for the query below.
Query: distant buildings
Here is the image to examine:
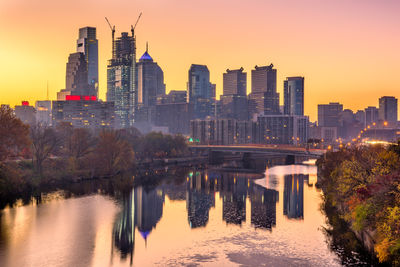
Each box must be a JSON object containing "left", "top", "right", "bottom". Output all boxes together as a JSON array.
[
  {"left": 107, "top": 32, "right": 137, "bottom": 128},
  {"left": 35, "top": 101, "right": 52, "bottom": 126},
  {"left": 155, "top": 91, "right": 192, "bottom": 134},
  {"left": 284, "top": 77, "right": 304, "bottom": 116},
  {"left": 365, "top": 106, "right": 379, "bottom": 127},
  {"left": 77, "top": 27, "right": 99, "bottom": 97},
  {"left": 257, "top": 115, "right": 309, "bottom": 145},
  {"left": 52, "top": 97, "right": 115, "bottom": 129},
  {"left": 379, "top": 96, "right": 398, "bottom": 126},
  {"left": 14, "top": 101, "right": 36, "bottom": 126}
]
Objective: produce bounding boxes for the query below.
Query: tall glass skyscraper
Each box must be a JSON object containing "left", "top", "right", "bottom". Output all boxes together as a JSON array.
[
  {"left": 107, "top": 32, "right": 137, "bottom": 128},
  {"left": 187, "top": 64, "right": 214, "bottom": 119},
  {"left": 284, "top": 77, "right": 304, "bottom": 116},
  {"left": 77, "top": 27, "right": 98, "bottom": 97}
]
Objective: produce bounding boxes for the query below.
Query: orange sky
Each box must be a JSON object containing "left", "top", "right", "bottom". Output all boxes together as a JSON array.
[{"left": 1, "top": 0, "right": 399, "bottom": 121}]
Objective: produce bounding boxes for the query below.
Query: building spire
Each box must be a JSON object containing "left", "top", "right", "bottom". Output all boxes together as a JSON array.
[{"left": 146, "top": 41, "right": 148, "bottom": 53}]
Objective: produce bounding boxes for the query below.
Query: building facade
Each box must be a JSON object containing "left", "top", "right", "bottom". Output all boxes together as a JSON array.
[
  {"left": 187, "top": 64, "right": 214, "bottom": 119},
  {"left": 379, "top": 96, "right": 398, "bottom": 125},
  {"left": 284, "top": 77, "right": 304, "bottom": 116},
  {"left": 249, "top": 64, "right": 280, "bottom": 117},
  {"left": 77, "top": 27, "right": 99, "bottom": 97}
]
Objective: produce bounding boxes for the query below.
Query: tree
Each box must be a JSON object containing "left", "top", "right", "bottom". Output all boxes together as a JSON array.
[
  {"left": 67, "top": 128, "right": 95, "bottom": 159},
  {"left": 93, "top": 130, "right": 134, "bottom": 176},
  {"left": 0, "top": 105, "right": 30, "bottom": 161},
  {"left": 30, "top": 124, "right": 62, "bottom": 176}
]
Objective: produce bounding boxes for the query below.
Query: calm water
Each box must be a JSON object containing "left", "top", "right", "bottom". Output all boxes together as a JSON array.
[{"left": 0, "top": 164, "right": 342, "bottom": 267}]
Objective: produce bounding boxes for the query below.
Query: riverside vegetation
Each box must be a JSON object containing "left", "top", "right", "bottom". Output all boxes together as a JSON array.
[
  {"left": 317, "top": 141, "right": 400, "bottom": 265},
  {"left": 0, "top": 105, "right": 189, "bottom": 208}
]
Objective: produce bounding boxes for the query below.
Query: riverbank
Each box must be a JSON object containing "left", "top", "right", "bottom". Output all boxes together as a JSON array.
[{"left": 317, "top": 142, "right": 400, "bottom": 265}]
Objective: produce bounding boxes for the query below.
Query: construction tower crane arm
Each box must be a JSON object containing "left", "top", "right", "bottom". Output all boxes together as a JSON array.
[
  {"left": 105, "top": 17, "right": 115, "bottom": 32},
  {"left": 131, "top": 12, "right": 142, "bottom": 34}
]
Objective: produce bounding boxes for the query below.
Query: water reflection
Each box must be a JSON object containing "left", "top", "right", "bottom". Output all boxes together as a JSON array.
[
  {"left": 1, "top": 165, "right": 345, "bottom": 266},
  {"left": 283, "top": 174, "right": 306, "bottom": 219}
]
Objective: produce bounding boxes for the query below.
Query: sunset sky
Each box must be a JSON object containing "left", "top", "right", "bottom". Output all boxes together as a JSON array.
[{"left": 0, "top": 0, "right": 399, "bottom": 121}]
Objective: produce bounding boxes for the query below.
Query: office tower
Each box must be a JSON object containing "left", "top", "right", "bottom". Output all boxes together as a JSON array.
[
  {"left": 107, "top": 32, "right": 137, "bottom": 128},
  {"left": 14, "top": 101, "right": 36, "bottom": 126},
  {"left": 365, "top": 106, "right": 379, "bottom": 127},
  {"left": 137, "top": 45, "right": 167, "bottom": 107},
  {"left": 249, "top": 64, "right": 280, "bottom": 117},
  {"left": 187, "top": 64, "right": 214, "bottom": 119},
  {"left": 35, "top": 101, "right": 52, "bottom": 126},
  {"left": 58, "top": 52, "right": 96, "bottom": 100},
  {"left": 317, "top": 102, "right": 343, "bottom": 127},
  {"left": 223, "top": 68, "right": 247, "bottom": 96},
  {"left": 379, "top": 96, "right": 398, "bottom": 125},
  {"left": 284, "top": 77, "right": 304, "bottom": 116},
  {"left": 220, "top": 68, "right": 248, "bottom": 121},
  {"left": 77, "top": 27, "right": 99, "bottom": 97}
]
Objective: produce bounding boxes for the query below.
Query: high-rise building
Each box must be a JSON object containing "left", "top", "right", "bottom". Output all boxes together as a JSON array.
[
  {"left": 318, "top": 102, "right": 343, "bottom": 127},
  {"left": 223, "top": 68, "right": 247, "bottom": 96},
  {"left": 379, "top": 96, "right": 398, "bottom": 125},
  {"left": 221, "top": 68, "right": 248, "bottom": 120},
  {"left": 365, "top": 106, "right": 379, "bottom": 127},
  {"left": 135, "top": 45, "right": 165, "bottom": 124},
  {"left": 107, "top": 32, "right": 137, "bottom": 128},
  {"left": 284, "top": 77, "right": 304, "bottom": 116},
  {"left": 77, "top": 27, "right": 99, "bottom": 97},
  {"left": 58, "top": 52, "right": 96, "bottom": 100},
  {"left": 187, "top": 64, "right": 214, "bottom": 119},
  {"left": 249, "top": 64, "right": 280, "bottom": 117}
]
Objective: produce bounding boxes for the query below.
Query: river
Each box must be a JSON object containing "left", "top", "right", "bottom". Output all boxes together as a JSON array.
[{"left": 0, "top": 163, "right": 344, "bottom": 266}]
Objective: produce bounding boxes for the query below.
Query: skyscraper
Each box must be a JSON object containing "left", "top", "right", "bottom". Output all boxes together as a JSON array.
[
  {"left": 77, "top": 27, "right": 99, "bottom": 97},
  {"left": 379, "top": 96, "right": 398, "bottom": 125},
  {"left": 249, "top": 64, "right": 280, "bottom": 117},
  {"left": 220, "top": 68, "right": 248, "bottom": 120},
  {"left": 107, "top": 32, "right": 137, "bottom": 128},
  {"left": 284, "top": 77, "right": 304, "bottom": 116},
  {"left": 57, "top": 52, "right": 95, "bottom": 100},
  {"left": 135, "top": 45, "right": 166, "bottom": 124},
  {"left": 137, "top": 46, "right": 165, "bottom": 107},
  {"left": 187, "top": 64, "right": 214, "bottom": 119},
  {"left": 223, "top": 68, "right": 247, "bottom": 96}
]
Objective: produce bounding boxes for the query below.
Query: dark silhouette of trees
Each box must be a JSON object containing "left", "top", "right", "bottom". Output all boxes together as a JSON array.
[
  {"left": 30, "top": 124, "right": 62, "bottom": 176},
  {"left": 0, "top": 105, "right": 30, "bottom": 162}
]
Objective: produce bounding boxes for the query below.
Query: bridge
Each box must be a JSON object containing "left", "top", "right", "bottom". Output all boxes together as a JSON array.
[{"left": 189, "top": 144, "right": 325, "bottom": 165}]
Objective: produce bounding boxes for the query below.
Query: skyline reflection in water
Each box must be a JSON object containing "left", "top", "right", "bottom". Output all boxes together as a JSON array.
[{"left": 0, "top": 165, "right": 341, "bottom": 266}]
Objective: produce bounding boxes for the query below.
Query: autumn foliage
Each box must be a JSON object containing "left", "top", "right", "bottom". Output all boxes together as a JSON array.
[{"left": 318, "top": 142, "right": 400, "bottom": 264}]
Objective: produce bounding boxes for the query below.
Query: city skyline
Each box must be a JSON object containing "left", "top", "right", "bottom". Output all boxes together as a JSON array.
[{"left": 1, "top": 0, "right": 400, "bottom": 121}]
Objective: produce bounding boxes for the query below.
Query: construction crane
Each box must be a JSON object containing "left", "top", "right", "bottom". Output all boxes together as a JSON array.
[
  {"left": 105, "top": 17, "right": 115, "bottom": 58},
  {"left": 131, "top": 12, "right": 142, "bottom": 37}
]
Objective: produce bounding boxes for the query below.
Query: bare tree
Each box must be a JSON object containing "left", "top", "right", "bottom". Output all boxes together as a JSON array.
[
  {"left": 0, "top": 105, "right": 30, "bottom": 162},
  {"left": 30, "top": 124, "right": 62, "bottom": 176}
]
